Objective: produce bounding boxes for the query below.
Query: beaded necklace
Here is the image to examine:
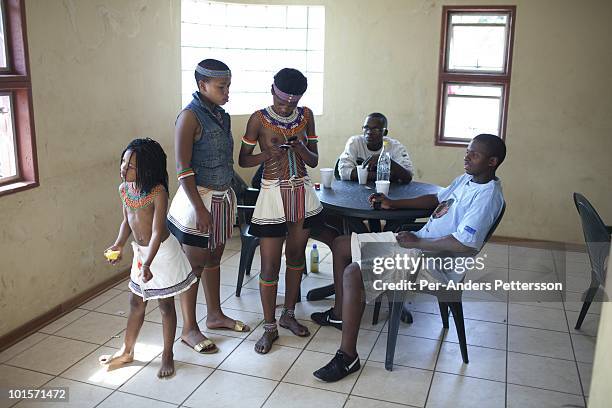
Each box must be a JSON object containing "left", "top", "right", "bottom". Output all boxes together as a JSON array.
[
  {"left": 120, "top": 182, "right": 162, "bottom": 211},
  {"left": 265, "top": 106, "right": 299, "bottom": 124},
  {"left": 258, "top": 106, "right": 307, "bottom": 137}
]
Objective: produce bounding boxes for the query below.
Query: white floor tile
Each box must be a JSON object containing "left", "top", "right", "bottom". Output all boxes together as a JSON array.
[
  {"left": 39, "top": 309, "right": 90, "bottom": 335},
  {"left": 13, "top": 377, "right": 112, "bottom": 408},
  {"left": 0, "top": 333, "right": 49, "bottom": 364},
  {"left": 446, "top": 319, "right": 507, "bottom": 350},
  {"left": 54, "top": 312, "right": 127, "bottom": 345},
  {"left": 577, "top": 362, "right": 592, "bottom": 397},
  {"left": 183, "top": 370, "right": 277, "bottom": 408},
  {"left": 60, "top": 346, "right": 148, "bottom": 389},
  {"left": 119, "top": 358, "right": 214, "bottom": 404},
  {"left": 508, "top": 303, "right": 568, "bottom": 332},
  {"left": 219, "top": 340, "right": 300, "bottom": 381},
  {"left": 426, "top": 372, "right": 505, "bottom": 408},
  {"left": 571, "top": 334, "right": 596, "bottom": 364},
  {"left": 344, "top": 396, "right": 408, "bottom": 408},
  {"left": 352, "top": 361, "right": 432, "bottom": 407},
  {"left": 506, "top": 384, "right": 585, "bottom": 408},
  {"left": 80, "top": 289, "right": 124, "bottom": 311},
  {"left": 263, "top": 382, "right": 346, "bottom": 408},
  {"left": 97, "top": 391, "right": 177, "bottom": 408},
  {"left": 507, "top": 352, "right": 581, "bottom": 395},
  {"left": 0, "top": 364, "right": 53, "bottom": 408},
  {"left": 436, "top": 342, "right": 506, "bottom": 382},
  {"left": 6, "top": 336, "right": 98, "bottom": 376},
  {"left": 369, "top": 334, "right": 440, "bottom": 371},
  {"left": 508, "top": 326, "right": 573, "bottom": 360}
]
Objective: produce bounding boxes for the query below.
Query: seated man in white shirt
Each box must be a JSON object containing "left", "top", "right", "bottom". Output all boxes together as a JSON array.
[
  {"left": 311, "top": 134, "right": 506, "bottom": 382},
  {"left": 337, "top": 113, "right": 414, "bottom": 184}
]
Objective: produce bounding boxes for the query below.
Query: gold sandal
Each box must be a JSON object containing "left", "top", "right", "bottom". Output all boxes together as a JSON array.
[{"left": 182, "top": 338, "right": 218, "bottom": 354}]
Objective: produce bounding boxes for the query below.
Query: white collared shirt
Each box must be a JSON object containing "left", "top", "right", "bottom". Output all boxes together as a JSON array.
[{"left": 337, "top": 135, "right": 414, "bottom": 181}]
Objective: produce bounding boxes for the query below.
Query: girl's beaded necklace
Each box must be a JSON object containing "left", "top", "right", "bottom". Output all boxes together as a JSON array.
[{"left": 120, "top": 182, "right": 161, "bottom": 211}]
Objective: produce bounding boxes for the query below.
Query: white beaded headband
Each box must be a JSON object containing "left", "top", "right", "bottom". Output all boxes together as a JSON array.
[{"left": 195, "top": 65, "right": 231, "bottom": 78}]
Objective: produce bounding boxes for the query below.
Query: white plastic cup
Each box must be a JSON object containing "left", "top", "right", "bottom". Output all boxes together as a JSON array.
[
  {"left": 375, "top": 180, "right": 390, "bottom": 195},
  {"left": 320, "top": 168, "right": 334, "bottom": 188},
  {"left": 357, "top": 166, "right": 368, "bottom": 185}
]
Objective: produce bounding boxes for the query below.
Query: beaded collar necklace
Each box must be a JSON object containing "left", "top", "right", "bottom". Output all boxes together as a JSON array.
[
  {"left": 259, "top": 106, "right": 307, "bottom": 138},
  {"left": 120, "top": 182, "right": 160, "bottom": 210},
  {"left": 264, "top": 106, "right": 300, "bottom": 125}
]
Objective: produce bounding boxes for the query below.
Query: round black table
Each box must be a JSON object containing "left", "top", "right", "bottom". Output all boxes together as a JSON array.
[
  {"left": 306, "top": 179, "right": 441, "bottom": 300},
  {"left": 316, "top": 180, "right": 441, "bottom": 224}
]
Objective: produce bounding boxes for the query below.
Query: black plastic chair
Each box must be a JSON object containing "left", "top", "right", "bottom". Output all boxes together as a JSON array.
[
  {"left": 376, "top": 203, "right": 505, "bottom": 370},
  {"left": 232, "top": 173, "right": 304, "bottom": 302},
  {"left": 573, "top": 193, "right": 611, "bottom": 330},
  {"left": 232, "top": 174, "right": 261, "bottom": 297},
  {"left": 334, "top": 158, "right": 341, "bottom": 180}
]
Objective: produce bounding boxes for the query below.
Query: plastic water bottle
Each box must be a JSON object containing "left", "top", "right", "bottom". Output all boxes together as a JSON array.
[
  {"left": 376, "top": 140, "right": 391, "bottom": 182},
  {"left": 310, "top": 244, "right": 319, "bottom": 273}
]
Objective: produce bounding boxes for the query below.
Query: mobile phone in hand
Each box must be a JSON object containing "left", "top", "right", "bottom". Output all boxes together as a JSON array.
[{"left": 280, "top": 135, "right": 298, "bottom": 149}]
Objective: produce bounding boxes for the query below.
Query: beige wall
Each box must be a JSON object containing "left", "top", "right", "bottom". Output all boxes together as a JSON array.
[
  {"left": 0, "top": 0, "right": 182, "bottom": 336},
  {"left": 233, "top": 0, "right": 612, "bottom": 245},
  {"left": 0, "top": 0, "right": 610, "bottom": 337}
]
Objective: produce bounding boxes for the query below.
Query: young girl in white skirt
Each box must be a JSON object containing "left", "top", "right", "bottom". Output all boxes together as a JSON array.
[{"left": 101, "top": 138, "right": 197, "bottom": 378}]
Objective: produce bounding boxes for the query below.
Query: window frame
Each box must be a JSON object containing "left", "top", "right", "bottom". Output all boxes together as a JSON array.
[
  {"left": 0, "top": 0, "right": 38, "bottom": 197},
  {"left": 435, "top": 5, "right": 516, "bottom": 147}
]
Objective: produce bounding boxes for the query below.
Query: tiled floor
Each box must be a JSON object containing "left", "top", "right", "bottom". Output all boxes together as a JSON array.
[{"left": 0, "top": 238, "right": 598, "bottom": 407}]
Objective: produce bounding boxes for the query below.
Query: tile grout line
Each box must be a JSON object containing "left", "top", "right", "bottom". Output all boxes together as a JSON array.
[
  {"left": 555, "top": 252, "right": 590, "bottom": 408},
  {"left": 423, "top": 320, "right": 445, "bottom": 408},
  {"left": 505, "top": 253, "right": 509, "bottom": 408}
]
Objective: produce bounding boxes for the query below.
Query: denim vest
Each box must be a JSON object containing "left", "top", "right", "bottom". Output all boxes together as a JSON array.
[{"left": 184, "top": 92, "right": 234, "bottom": 189}]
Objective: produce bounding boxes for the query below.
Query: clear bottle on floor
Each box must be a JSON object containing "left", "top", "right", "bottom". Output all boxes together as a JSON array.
[{"left": 310, "top": 244, "right": 319, "bottom": 273}]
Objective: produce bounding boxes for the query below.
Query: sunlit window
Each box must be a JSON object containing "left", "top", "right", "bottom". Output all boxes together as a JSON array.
[
  {"left": 181, "top": 1, "right": 325, "bottom": 115},
  {"left": 436, "top": 7, "right": 515, "bottom": 146},
  {"left": 0, "top": 94, "right": 17, "bottom": 181},
  {"left": 0, "top": 0, "right": 38, "bottom": 196}
]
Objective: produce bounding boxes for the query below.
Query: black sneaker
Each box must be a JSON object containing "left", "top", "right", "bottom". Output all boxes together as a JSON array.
[
  {"left": 313, "top": 350, "right": 360, "bottom": 382},
  {"left": 310, "top": 308, "right": 343, "bottom": 330}
]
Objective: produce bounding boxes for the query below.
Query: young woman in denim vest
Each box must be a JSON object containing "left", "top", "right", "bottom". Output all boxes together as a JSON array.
[{"left": 167, "top": 59, "right": 250, "bottom": 354}]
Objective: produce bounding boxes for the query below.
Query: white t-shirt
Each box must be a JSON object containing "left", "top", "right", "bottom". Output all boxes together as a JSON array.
[
  {"left": 414, "top": 173, "right": 504, "bottom": 250},
  {"left": 337, "top": 135, "right": 414, "bottom": 181}
]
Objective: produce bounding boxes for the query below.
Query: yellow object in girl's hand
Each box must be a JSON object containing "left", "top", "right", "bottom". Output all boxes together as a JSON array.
[{"left": 105, "top": 250, "right": 121, "bottom": 261}]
